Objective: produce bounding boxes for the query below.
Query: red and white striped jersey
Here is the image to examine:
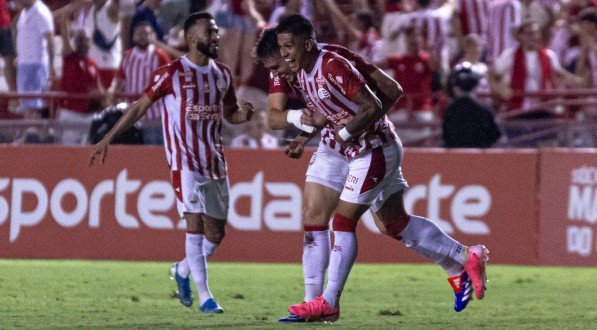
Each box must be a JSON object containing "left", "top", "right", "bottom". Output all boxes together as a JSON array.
[
  {"left": 295, "top": 50, "right": 397, "bottom": 158},
  {"left": 268, "top": 44, "right": 382, "bottom": 157},
  {"left": 456, "top": 0, "right": 489, "bottom": 38},
  {"left": 144, "top": 56, "right": 238, "bottom": 178},
  {"left": 486, "top": 0, "right": 521, "bottom": 63},
  {"left": 118, "top": 45, "right": 170, "bottom": 120}
]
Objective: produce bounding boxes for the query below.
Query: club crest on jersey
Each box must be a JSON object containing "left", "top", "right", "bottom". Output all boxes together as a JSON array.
[
  {"left": 216, "top": 78, "right": 227, "bottom": 92},
  {"left": 318, "top": 87, "right": 331, "bottom": 100}
]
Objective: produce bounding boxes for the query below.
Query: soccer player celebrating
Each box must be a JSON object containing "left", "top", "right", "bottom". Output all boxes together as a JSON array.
[
  {"left": 88, "top": 12, "right": 254, "bottom": 314},
  {"left": 253, "top": 28, "right": 412, "bottom": 322},
  {"left": 274, "top": 15, "right": 489, "bottom": 321}
]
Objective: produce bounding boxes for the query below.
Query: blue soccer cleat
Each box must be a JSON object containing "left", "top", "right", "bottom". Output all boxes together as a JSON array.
[
  {"left": 278, "top": 313, "right": 306, "bottom": 323},
  {"left": 170, "top": 263, "right": 193, "bottom": 307},
  {"left": 200, "top": 298, "right": 224, "bottom": 313},
  {"left": 448, "top": 271, "right": 473, "bottom": 312}
]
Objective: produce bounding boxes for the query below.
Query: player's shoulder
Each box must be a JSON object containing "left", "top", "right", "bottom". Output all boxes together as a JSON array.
[
  {"left": 153, "top": 58, "right": 180, "bottom": 76},
  {"left": 321, "top": 51, "right": 354, "bottom": 74},
  {"left": 213, "top": 60, "right": 233, "bottom": 74}
]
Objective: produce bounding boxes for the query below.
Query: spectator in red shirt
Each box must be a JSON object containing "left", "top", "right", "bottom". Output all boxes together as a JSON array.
[
  {"left": 57, "top": 17, "right": 105, "bottom": 145},
  {"left": 376, "top": 27, "right": 437, "bottom": 123}
]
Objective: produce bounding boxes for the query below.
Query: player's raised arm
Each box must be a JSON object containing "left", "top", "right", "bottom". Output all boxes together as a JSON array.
[
  {"left": 369, "top": 69, "right": 403, "bottom": 115},
  {"left": 88, "top": 95, "right": 153, "bottom": 166}
]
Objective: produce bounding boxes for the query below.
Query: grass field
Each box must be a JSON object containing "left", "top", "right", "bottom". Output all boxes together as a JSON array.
[{"left": 1, "top": 260, "right": 596, "bottom": 329}]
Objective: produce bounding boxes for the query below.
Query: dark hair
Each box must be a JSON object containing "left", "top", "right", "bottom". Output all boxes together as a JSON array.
[
  {"left": 275, "top": 14, "right": 315, "bottom": 39},
  {"left": 183, "top": 12, "right": 214, "bottom": 35},
  {"left": 451, "top": 66, "right": 480, "bottom": 92},
  {"left": 253, "top": 28, "right": 279, "bottom": 62},
  {"left": 579, "top": 10, "right": 597, "bottom": 25},
  {"left": 416, "top": 0, "right": 432, "bottom": 8},
  {"left": 356, "top": 11, "right": 374, "bottom": 31},
  {"left": 132, "top": 20, "right": 153, "bottom": 32}
]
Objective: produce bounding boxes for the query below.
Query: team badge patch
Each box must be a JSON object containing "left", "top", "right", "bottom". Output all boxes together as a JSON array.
[{"left": 318, "top": 88, "right": 331, "bottom": 100}]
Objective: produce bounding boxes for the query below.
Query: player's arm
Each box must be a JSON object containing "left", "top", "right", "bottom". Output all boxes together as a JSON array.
[
  {"left": 224, "top": 101, "right": 254, "bottom": 124},
  {"left": 88, "top": 95, "right": 152, "bottom": 166},
  {"left": 337, "top": 85, "right": 383, "bottom": 143},
  {"left": 369, "top": 68, "right": 403, "bottom": 114},
  {"left": 267, "top": 92, "right": 290, "bottom": 129}
]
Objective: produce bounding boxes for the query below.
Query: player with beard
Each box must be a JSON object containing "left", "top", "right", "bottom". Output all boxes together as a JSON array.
[
  {"left": 88, "top": 12, "right": 254, "bottom": 314},
  {"left": 275, "top": 15, "right": 489, "bottom": 322}
]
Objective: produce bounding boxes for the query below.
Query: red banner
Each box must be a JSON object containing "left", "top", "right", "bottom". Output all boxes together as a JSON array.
[
  {"left": 0, "top": 146, "right": 553, "bottom": 265},
  {"left": 538, "top": 149, "right": 597, "bottom": 266}
]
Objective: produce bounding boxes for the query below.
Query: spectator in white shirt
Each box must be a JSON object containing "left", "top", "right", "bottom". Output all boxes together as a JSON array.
[{"left": 15, "top": 0, "right": 54, "bottom": 118}]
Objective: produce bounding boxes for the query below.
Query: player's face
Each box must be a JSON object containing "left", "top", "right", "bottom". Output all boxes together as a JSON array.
[
  {"left": 133, "top": 25, "right": 153, "bottom": 49},
  {"left": 277, "top": 32, "right": 307, "bottom": 73},
  {"left": 262, "top": 54, "right": 290, "bottom": 77},
  {"left": 192, "top": 19, "right": 220, "bottom": 59}
]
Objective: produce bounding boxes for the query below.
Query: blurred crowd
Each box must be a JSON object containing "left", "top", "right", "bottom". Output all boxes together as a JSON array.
[{"left": 0, "top": 0, "right": 596, "bottom": 148}]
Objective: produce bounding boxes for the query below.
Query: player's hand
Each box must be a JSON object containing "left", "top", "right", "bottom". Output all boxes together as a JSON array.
[
  {"left": 284, "top": 138, "right": 305, "bottom": 159},
  {"left": 240, "top": 100, "right": 254, "bottom": 123},
  {"left": 88, "top": 140, "right": 110, "bottom": 167},
  {"left": 334, "top": 124, "right": 356, "bottom": 145},
  {"left": 300, "top": 108, "right": 314, "bottom": 126}
]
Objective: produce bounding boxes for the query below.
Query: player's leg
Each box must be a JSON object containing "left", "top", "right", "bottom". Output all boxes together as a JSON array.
[
  {"left": 301, "top": 183, "right": 339, "bottom": 301},
  {"left": 374, "top": 191, "right": 484, "bottom": 310},
  {"left": 195, "top": 213, "right": 226, "bottom": 313}
]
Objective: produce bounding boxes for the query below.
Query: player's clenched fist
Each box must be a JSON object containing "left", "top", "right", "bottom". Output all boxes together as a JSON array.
[
  {"left": 240, "top": 100, "right": 255, "bottom": 123},
  {"left": 284, "top": 138, "right": 305, "bottom": 159}
]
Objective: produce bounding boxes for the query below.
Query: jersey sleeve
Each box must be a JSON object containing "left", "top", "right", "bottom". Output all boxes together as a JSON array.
[
  {"left": 268, "top": 72, "right": 290, "bottom": 94},
  {"left": 222, "top": 66, "right": 238, "bottom": 107},
  {"left": 323, "top": 54, "right": 366, "bottom": 101},
  {"left": 144, "top": 65, "right": 173, "bottom": 101}
]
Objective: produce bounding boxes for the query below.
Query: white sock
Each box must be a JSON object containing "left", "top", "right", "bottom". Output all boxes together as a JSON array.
[
  {"left": 399, "top": 215, "right": 467, "bottom": 275},
  {"left": 322, "top": 231, "right": 357, "bottom": 307},
  {"left": 177, "top": 258, "right": 190, "bottom": 278},
  {"left": 185, "top": 233, "right": 213, "bottom": 305},
  {"left": 202, "top": 238, "right": 219, "bottom": 257},
  {"left": 303, "top": 230, "right": 330, "bottom": 301}
]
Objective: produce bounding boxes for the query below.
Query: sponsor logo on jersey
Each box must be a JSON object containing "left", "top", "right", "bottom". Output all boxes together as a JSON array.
[
  {"left": 328, "top": 74, "right": 346, "bottom": 94},
  {"left": 151, "top": 72, "right": 170, "bottom": 91},
  {"left": 188, "top": 193, "right": 199, "bottom": 203}
]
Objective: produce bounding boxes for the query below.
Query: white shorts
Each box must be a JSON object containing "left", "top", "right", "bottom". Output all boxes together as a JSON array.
[
  {"left": 171, "top": 170, "right": 229, "bottom": 219},
  {"left": 305, "top": 144, "right": 350, "bottom": 193},
  {"left": 340, "top": 140, "right": 408, "bottom": 212}
]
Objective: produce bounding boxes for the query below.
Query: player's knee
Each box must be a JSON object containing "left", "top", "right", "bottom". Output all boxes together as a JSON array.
[
  {"left": 382, "top": 212, "right": 411, "bottom": 239},
  {"left": 205, "top": 229, "right": 226, "bottom": 245},
  {"left": 303, "top": 205, "right": 330, "bottom": 226},
  {"left": 332, "top": 213, "right": 358, "bottom": 232}
]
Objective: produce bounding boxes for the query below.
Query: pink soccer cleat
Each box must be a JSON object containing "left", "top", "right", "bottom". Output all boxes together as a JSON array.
[
  {"left": 463, "top": 245, "right": 489, "bottom": 300},
  {"left": 288, "top": 296, "right": 340, "bottom": 322}
]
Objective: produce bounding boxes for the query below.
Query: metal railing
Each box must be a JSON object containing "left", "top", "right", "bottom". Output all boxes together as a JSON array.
[{"left": 0, "top": 89, "right": 596, "bottom": 147}]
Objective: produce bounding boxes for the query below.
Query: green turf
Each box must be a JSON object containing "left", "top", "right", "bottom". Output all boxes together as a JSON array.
[{"left": 0, "top": 260, "right": 596, "bottom": 329}]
